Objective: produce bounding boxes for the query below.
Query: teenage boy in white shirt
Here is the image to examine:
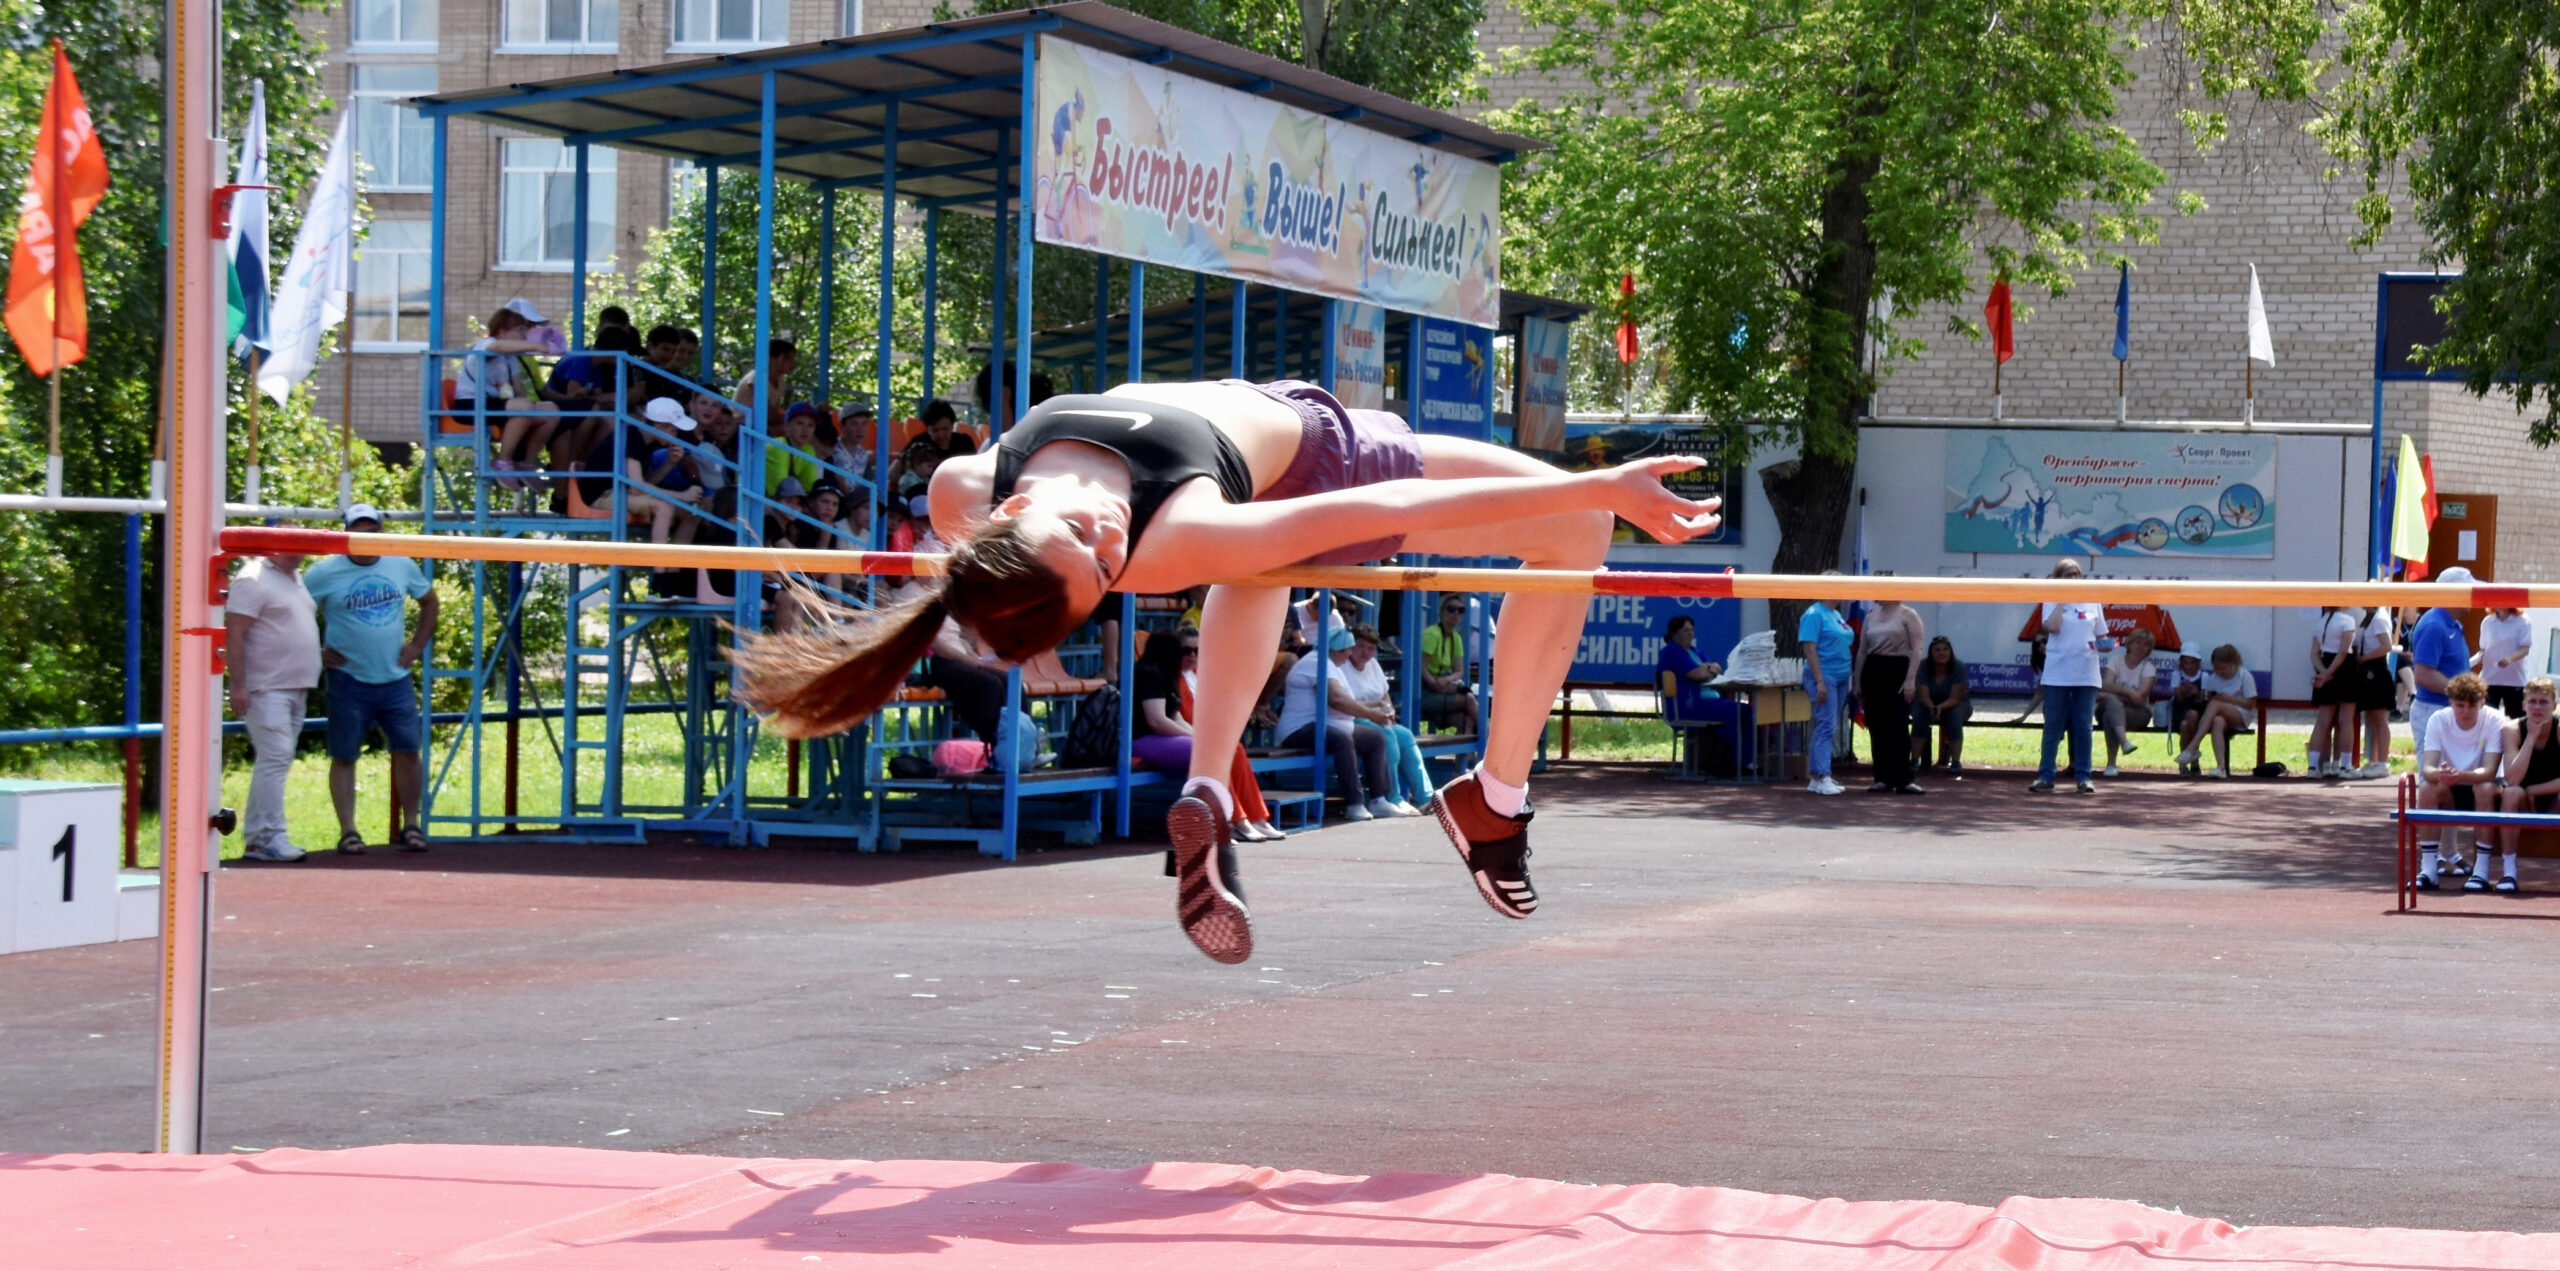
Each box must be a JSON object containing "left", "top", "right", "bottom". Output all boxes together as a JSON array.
[{"left": 2416, "top": 673, "right": 2505, "bottom": 891}]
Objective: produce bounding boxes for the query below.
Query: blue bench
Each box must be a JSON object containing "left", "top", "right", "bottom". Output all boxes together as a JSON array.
[{"left": 2390, "top": 774, "right": 2560, "bottom": 910}]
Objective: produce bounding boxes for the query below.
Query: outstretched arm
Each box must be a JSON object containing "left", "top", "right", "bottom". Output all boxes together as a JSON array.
[{"left": 1118, "top": 457, "right": 1717, "bottom": 593}]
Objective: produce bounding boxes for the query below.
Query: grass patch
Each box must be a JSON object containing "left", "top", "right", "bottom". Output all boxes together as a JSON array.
[{"left": 1547, "top": 711, "right": 2421, "bottom": 773}]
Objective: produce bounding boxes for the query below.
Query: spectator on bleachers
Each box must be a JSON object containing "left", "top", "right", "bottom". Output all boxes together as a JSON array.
[
  {"left": 2417, "top": 671, "right": 2504, "bottom": 890},
  {"left": 574, "top": 397, "right": 704, "bottom": 565},
  {"left": 888, "top": 399, "right": 977, "bottom": 497},
  {"left": 2409, "top": 567, "right": 2478, "bottom": 764},
  {"left": 1855, "top": 598, "right": 1925, "bottom": 794},
  {"left": 636, "top": 324, "right": 695, "bottom": 406},
  {"left": 2097, "top": 628, "right": 2156, "bottom": 778},
  {"left": 1277, "top": 627, "right": 1397, "bottom": 821},
  {"left": 822, "top": 401, "right": 875, "bottom": 486},
  {"left": 593, "top": 305, "right": 635, "bottom": 346},
  {"left": 2354, "top": 604, "right": 2397, "bottom": 778},
  {"left": 2492, "top": 676, "right": 2559, "bottom": 895},
  {"left": 1913, "top": 635, "right": 1971, "bottom": 773},
  {"left": 2181, "top": 643, "right": 2256, "bottom": 780},
  {"left": 731, "top": 338, "right": 796, "bottom": 428},
  {"left": 1420, "top": 595, "right": 1483, "bottom": 734},
  {"left": 543, "top": 323, "right": 640, "bottom": 466},
  {"left": 2477, "top": 603, "right": 2532, "bottom": 719},
  {"left": 2030, "top": 559, "right": 2104, "bottom": 794},
  {"left": 2308, "top": 605, "right": 2360, "bottom": 779},
  {"left": 456, "top": 305, "right": 562, "bottom": 490},
  {"left": 1655, "top": 614, "right": 1722, "bottom": 719},
  {"left": 764, "top": 404, "right": 824, "bottom": 499},
  {"left": 1343, "top": 624, "right": 1429, "bottom": 816},
  {"left": 1131, "top": 626, "right": 1289, "bottom": 842},
  {"left": 1798, "top": 587, "right": 1853, "bottom": 796}
]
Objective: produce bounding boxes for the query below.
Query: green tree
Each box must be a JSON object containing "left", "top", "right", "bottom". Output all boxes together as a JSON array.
[
  {"left": 2323, "top": 0, "right": 2560, "bottom": 440},
  {"left": 1494, "top": 0, "right": 2318, "bottom": 613},
  {"left": 0, "top": 1, "right": 333, "bottom": 736}
]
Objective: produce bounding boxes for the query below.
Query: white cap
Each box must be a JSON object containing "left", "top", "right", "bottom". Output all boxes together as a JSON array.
[
  {"left": 908, "top": 494, "right": 931, "bottom": 518},
  {"left": 344, "top": 502, "right": 383, "bottom": 529},
  {"left": 2436, "top": 565, "right": 2477, "bottom": 586},
  {"left": 643, "top": 396, "right": 697, "bottom": 431},
  {"left": 502, "top": 297, "right": 548, "bottom": 324}
]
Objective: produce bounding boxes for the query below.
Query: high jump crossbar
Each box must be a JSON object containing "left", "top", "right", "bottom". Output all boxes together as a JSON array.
[{"left": 220, "top": 527, "right": 2542, "bottom": 609}]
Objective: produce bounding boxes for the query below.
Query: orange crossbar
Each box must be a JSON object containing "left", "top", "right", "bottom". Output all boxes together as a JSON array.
[{"left": 219, "top": 526, "right": 2544, "bottom": 608}]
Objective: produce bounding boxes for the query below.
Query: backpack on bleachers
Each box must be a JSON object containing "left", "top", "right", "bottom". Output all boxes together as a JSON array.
[{"left": 1058, "top": 684, "right": 1121, "bottom": 769}]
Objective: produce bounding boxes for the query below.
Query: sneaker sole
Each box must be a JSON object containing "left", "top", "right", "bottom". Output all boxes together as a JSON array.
[
  {"left": 1431, "top": 792, "right": 1533, "bottom": 920},
  {"left": 1167, "top": 797, "right": 1251, "bottom": 964}
]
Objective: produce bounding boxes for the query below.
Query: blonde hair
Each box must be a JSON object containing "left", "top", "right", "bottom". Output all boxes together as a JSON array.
[
  {"left": 2525, "top": 676, "right": 2556, "bottom": 702},
  {"left": 733, "top": 517, "right": 1081, "bottom": 738}
]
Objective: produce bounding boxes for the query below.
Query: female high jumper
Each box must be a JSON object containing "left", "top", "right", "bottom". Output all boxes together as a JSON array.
[{"left": 734, "top": 379, "right": 1720, "bottom": 964}]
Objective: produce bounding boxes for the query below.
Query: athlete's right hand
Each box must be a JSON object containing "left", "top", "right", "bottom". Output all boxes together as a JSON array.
[{"left": 1596, "top": 456, "right": 1723, "bottom": 543}]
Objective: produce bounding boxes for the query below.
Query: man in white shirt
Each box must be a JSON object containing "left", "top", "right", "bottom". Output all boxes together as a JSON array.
[
  {"left": 2475, "top": 605, "right": 2534, "bottom": 719},
  {"left": 225, "top": 546, "right": 321, "bottom": 862},
  {"left": 2417, "top": 673, "right": 2505, "bottom": 890}
]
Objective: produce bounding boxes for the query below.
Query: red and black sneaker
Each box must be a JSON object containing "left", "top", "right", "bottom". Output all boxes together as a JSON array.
[
  {"left": 1167, "top": 783, "right": 1252, "bottom": 964},
  {"left": 1432, "top": 771, "right": 1537, "bottom": 918}
]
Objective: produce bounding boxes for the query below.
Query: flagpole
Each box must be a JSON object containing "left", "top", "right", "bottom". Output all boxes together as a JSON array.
[
  {"left": 245, "top": 350, "right": 264, "bottom": 505},
  {"left": 46, "top": 61, "right": 65, "bottom": 501},
  {"left": 45, "top": 368, "right": 61, "bottom": 497},
  {"left": 1991, "top": 351, "right": 2003, "bottom": 422},
  {"left": 337, "top": 179, "right": 355, "bottom": 512},
  {"left": 2244, "top": 358, "right": 2254, "bottom": 428}
]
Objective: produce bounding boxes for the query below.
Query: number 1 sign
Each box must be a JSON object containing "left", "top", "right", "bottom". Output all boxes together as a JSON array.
[{"left": 3, "top": 780, "right": 121, "bottom": 954}]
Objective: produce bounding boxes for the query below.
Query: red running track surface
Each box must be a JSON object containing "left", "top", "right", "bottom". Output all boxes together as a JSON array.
[{"left": 5, "top": 1144, "right": 2555, "bottom": 1269}]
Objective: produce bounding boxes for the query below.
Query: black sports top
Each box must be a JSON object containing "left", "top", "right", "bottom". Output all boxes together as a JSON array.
[
  {"left": 2524, "top": 718, "right": 2560, "bottom": 789},
  {"left": 990, "top": 395, "right": 1256, "bottom": 544}
]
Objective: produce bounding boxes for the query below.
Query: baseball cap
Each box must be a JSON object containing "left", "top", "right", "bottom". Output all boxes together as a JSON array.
[
  {"left": 784, "top": 402, "right": 820, "bottom": 421},
  {"left": 2435, "top": 566, "right": 2477, "bottom": 586},
  {"left": 343, "top": 502, "right": 383, "bottom": 529},
  {"left": 502, "top": 297, "right": 549, "bottom": 324},
  {"left": 774, "top": 477, "right": 807, "bottom": 499},
  {"left": 643, "top": 397, "right": 697, "bottom": 431}
]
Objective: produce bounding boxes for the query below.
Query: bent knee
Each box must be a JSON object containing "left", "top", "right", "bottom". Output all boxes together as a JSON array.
[{"left": 1523, "top": 508, "right": 1612, "bottom": 569}]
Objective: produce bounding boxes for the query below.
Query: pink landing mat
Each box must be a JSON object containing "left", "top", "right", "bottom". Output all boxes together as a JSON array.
[{"left": 5, "top": 1144, "right": 2555, "bottom": 1270}]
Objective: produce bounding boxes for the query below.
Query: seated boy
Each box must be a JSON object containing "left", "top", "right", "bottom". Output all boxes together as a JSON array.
[
  {"left": 2490, "top": 676, "right": 2560, "bottom": 895},
  {"left": 2417, "top": 672, "right": 2504, "bottom": 890}
]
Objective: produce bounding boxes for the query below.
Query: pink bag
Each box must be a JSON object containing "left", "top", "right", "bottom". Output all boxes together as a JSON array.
[{"left": 932, "top": 739, "right": 990, "bottom": 777}]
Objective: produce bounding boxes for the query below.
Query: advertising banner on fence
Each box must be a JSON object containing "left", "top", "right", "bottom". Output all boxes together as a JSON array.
[
  {"left": 1945, "top": 430, "right": 2276, "bottom": 558},
  {"left": 1568, "top": 568, "right": 1744, "bottom": 686},
  {"left": 1415, "top": 317, "right": 1495, "bottom": 441},
  {"left": 1562, "top": 420, "right": 1742, "bottom": 546},
  {"left": 1333, "top": 301, "right": 1386, "bottom": 409},
  {"left": 1517, "top": 315, "right": 1569, "bottom": 452},
  {"left": 1033, "top": 36, "right": 1502, "bottom": 329}
]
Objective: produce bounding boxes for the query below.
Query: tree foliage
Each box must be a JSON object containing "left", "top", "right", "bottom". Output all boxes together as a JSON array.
[
  {"left": 1492, "top": 0, "right": 2320, "bottom": 600},
  {"left": 2322, "top": 0, "right": 2560, "bottom": 441},
  {"left": 0, "top": 0, "right": 335, "bottom": 735}
]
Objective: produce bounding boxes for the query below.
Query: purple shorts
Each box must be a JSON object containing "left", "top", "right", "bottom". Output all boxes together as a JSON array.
[{"left": 1233, "top": 379, "right": 1425, "bottom": 565}]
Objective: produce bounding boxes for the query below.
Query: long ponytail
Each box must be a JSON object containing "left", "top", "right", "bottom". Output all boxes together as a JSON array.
[{"left": 732, "top": 516, "right": 1083, "bottom": 738}]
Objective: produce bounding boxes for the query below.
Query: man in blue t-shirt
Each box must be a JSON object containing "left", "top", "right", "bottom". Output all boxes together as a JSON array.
[
  {"left": 1797, "top": 591, "right": 1855, "bottom": 795},
  {"left": 302, "top": 505, "right": 440, "bottom": 854},
  {"left": 2408, "top": 565, "right": 2478, "bottom": 767}
]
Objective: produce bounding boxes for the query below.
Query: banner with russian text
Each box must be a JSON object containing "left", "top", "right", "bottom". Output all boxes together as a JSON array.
[
  {"left": 1945, "top": 430, "right": 2275, "bottom": 558},
  {"left": 1332, "top": 301, "right": 1385, "bottom": 409},
  {"left": 1033, "top": 36, "right": 1501, "bottom": 328}
]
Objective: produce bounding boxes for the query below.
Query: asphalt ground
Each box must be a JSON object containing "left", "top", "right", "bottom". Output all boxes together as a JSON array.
[{"left": 6, "top": 762, "right": 2555, "bottom": 1235}]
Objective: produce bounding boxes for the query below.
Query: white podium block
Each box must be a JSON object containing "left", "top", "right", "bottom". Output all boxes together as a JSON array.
[
  {"left": 118, "top": 871, "right": 162, "bottom": 942},
  {"left": 0, "top": 780, "right": 123, "bottom": 955}
]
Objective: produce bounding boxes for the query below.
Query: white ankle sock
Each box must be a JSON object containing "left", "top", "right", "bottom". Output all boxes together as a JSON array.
[
  {"left": 1476, "top": 766, "right": 1528, "bottom": 818},
  {"left": 2421, "top": 845, "right": 2440, "bottom": 876},
  {"left": 2474, "top": 850, "right": 2493, "bottom": 879},
  {"left": 2504, "top": 852, "right": 2519, "bottom": 880},
  {"left": 1184, "top": 777, "right": 1235, "bottom": 821}
]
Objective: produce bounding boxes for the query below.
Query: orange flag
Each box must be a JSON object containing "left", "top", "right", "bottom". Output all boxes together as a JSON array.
[{"left": 7, "top": 41, "right": 111, "bottom": 376}]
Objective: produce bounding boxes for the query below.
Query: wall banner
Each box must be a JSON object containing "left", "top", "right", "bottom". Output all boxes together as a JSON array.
[
  {"left": 1945, "top": 431, "right": 2276, "bottom": 558},
  {"left": 1516, "top": 316, "right": 1569, "bottom": 452},
  {"left": 1414, "top": 317, "right": 1493, "bottom": 440},
  {"left": 1333, "top": 302, "right": 1386, "bottom": 409},
  {"left": 1033, "top": 36, "right": 1503, "bottom": 328},
  {"left": 1568, "top": 569, "right": 1743, "bottom": 686},
  {"left": 1562, "top": 420, "right": 1742, "bottom": 546}
]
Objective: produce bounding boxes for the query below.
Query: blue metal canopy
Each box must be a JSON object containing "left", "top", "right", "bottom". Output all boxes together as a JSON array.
[{"left": 415, "top": 2, "right": 1542, "bottom": 213}]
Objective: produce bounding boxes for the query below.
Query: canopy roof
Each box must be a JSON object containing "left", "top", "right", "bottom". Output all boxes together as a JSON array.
[{"left": 417, "top": 2, "right": 1543, "bottom": 213}]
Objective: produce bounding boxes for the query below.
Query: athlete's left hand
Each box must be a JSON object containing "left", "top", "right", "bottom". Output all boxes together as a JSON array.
[{"left": 1598, "top": 456, "right": 1723, "bottom": 543}]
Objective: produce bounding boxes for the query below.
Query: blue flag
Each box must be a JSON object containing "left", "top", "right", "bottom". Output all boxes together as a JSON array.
[{"left": 2111, "top": 262, "right": 2130, "bottom": 362}]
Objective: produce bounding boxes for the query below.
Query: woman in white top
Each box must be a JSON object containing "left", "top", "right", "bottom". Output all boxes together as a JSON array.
[
  {"left": 2031, "top": 559, "right": 2105, "bottom": 793},
  {"left": 2308, "top": 606, "right": 2361, "bottom": 778},
  {"left": 1343, "top": 624, "right": 1429, "bottom": 815},
  {"left": 1853, "top": 599, "right": 1925, "bottom": 794},
  {"left": 2352, "top": 605, "right": 2397, "bottom": 779},
  {"left": 2096, "top": 628, "right": 2156, "bottom": 777},
  {"left": 2475, "top": 605, "right": 2534, "bottom": 719}
]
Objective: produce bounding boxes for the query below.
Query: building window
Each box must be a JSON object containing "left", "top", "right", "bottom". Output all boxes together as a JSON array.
[
  {"left": 500, "top": 139, "right": 617, "bottom": 271},
  {"left": 671, "top": 0, "right": 785, "bottom": 49},
  {"left": 668, "top": 159, "right": 704, "bottom": 221},
  {"left": 352, "top": 65, "right": 437, "bottom": 192},
  {"left": 501, "top": 0, "right": 617, "bottom": 51},
  {"left": 350, "top": 0, "right": 437, "bottom": 49},
  {"left": 354, "top": 220, "right": 432, "bottom": 350}
]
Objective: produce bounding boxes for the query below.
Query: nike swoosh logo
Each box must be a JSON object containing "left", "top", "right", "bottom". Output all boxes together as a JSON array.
[{"left": 1064, "top": 410, "right": 1153, "bottom": 430}]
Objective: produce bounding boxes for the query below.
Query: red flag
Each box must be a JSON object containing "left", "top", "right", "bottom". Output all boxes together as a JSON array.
[
  {"left": 6, "top": 42, "right": 110, "bottom": 377},
  {"left": 1613, "top": 272, "right": 1638, "bottom": 365},
  {"left": 1984, "top": 277, "right": 2014, "bottom": 364}
]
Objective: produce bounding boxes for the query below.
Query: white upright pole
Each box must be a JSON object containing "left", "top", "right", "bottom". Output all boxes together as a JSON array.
[{"left": 156, "top": 0, "right": 225, "bottom": 1155}]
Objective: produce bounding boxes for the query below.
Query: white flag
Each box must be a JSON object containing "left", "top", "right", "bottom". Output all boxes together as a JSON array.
[
  {"left": 2245, "top": 263, "right": 2274, "bottom": 366},
  {"left": 257, "top": 113, "right": 361, "bottom": 405},
  {"left": 229, "top": 81, "right": 273, "bottom": 358}
]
